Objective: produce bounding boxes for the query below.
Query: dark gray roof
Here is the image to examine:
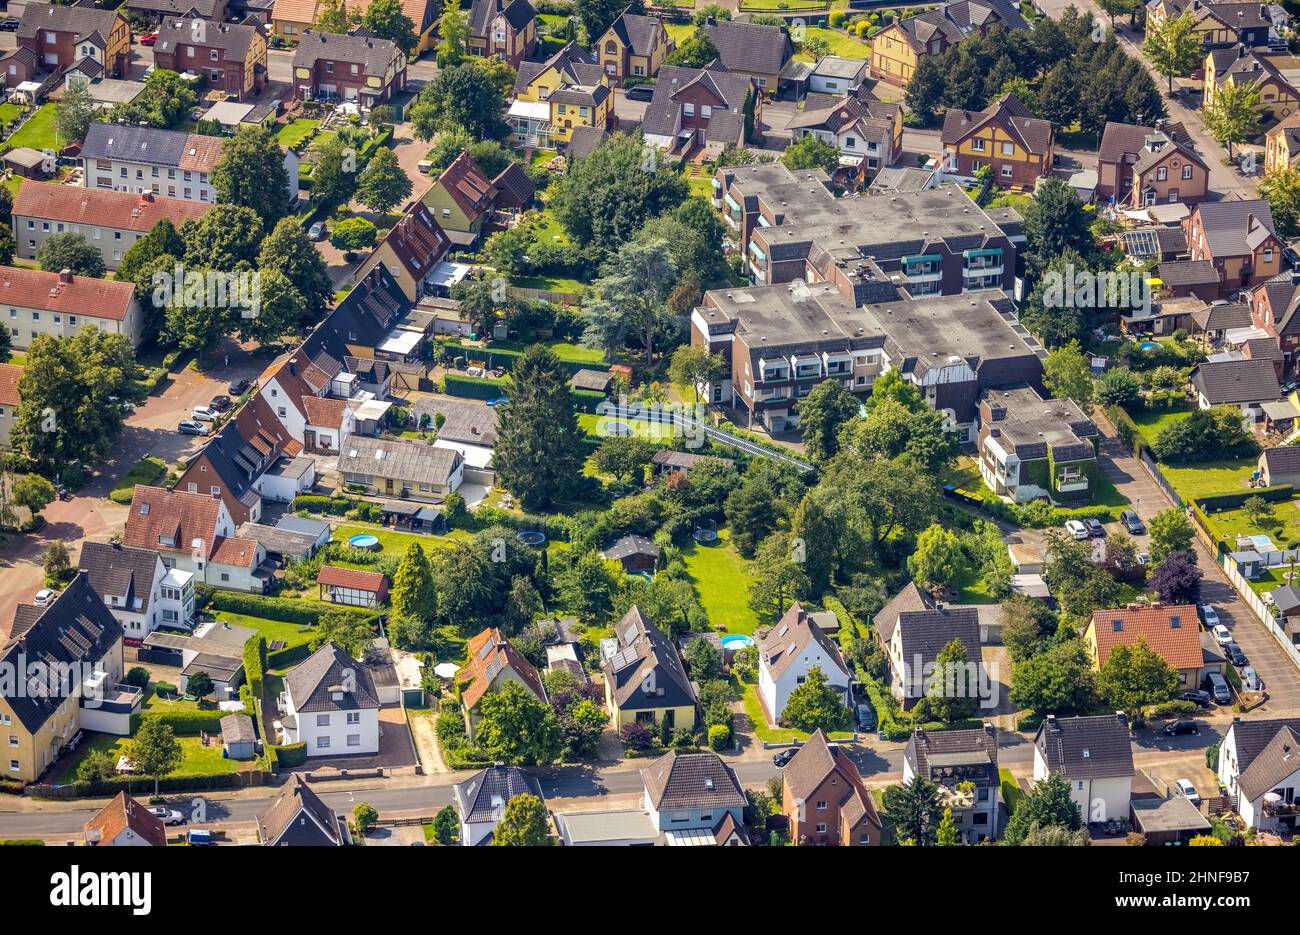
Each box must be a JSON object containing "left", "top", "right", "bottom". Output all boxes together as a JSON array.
[
  {"left": 651, "top": 449, "right": 734, "bottom": 470},
  {"left": 1131, "top": 793, "right": 1211, "bottom": 834},
  {"left": 453, "top": 764, "right": 537, "bottom": 823},
  {"left": 643, "top": 64, "right": 752, "bottom": 139},
  {"left": 1228, "top": 716, "right": 1300, "bottom": 774},
  {"left": 602, "top": 606, "right": 695, "bottom": 710},
  {"left": 566, "top": 125, "right": 607, "bottom": 162},
  {"left": 1034, "top": 713, "right": 1135, "bottom": 780},
  {"left": 1192, "top": 357, "right": 1281, "bottom": 405},
  {"left": 126, "top": 0, "right": 224, "bottom": 17},
  {"left": 235, "top": 521, "right": 322, "bottom": 559},
  {"left": 292, "top": 30, "right": 401, "bottom": 79},
  {"left": 1238, "top": 725, "right": 1300, "bottom": 801},
  {"left": 80, "top": 123, "right": 191, "bottom": 168},
  {"left": 155, "top": 17, "right": 260, "bottom": 62},
  {"left": 410, "top": 396, "right": 499, "bottom": 446},
  {"left": 284, "top": 641, "right": 380, "bottom": 713},
  {"left": 1157, "top": 259, "right": 1220, "bottom": 287},
  {"left": 642, "top": 750, "right": 746, "bottom": 811},
  {"left": 78, "top": 541, "right": 161, "bottom": 616},
  {"left": 1, "top": 573, "right": 125, "bottom": 734},
  {"left": 608, "top": 11, "right": 664, "bottom": 56},
  {"left": 570, "top": 368, "right": 613, "bottom": 391},
  {"left": 469, "top": 0, "right": 535, "bottom": 38},
  {"left": 1270, "top": 584, "right": 1300, "bottom": 613},
  {"left": 182, "top": 651, "right": 242, "bottom": 683},
  {"left": 492, "top": 161, "right": 536, "bottom": 210},
  {"left": 18, "top": 2, "right": 121, "bottom": 43},
  {"left": 1194, "top": 198, "right": 1278, "bottom": 258},
  {"left": 601, "top": 534, "right": 660, "bottom": 562},
  {"left": 1262, "top": 445, "right": 1300, "bottom": 479},
  {"left": 256, "top": 773, "right": 342, "bottom": 846},
  {"left": 702, "top": 19, "right": 793, "bottom": 75},
  {"left": 905, "top": 726, "right": 1000, "bottom": 785},
  {"left": 1193, "top": 301, "right": 1252, "bottom": 331}
]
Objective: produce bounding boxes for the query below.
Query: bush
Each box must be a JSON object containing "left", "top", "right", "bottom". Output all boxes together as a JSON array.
[
  {"left": 1149, "top": 699, "right": 1198, "bottom": 719},
  {"left": 274, "top": 743, "right": 308, "bottom": 768},
  {"left": 197, "top": 586, "right": 376, "bottom": 627},
  {"left": 443, "top": 372, "right": 511, "bottom": 399},
  {"left": 291, "top": 494, "right": 356, "bottom": 515},
  {"left": 125, "top": 667, "right": 150, "bottom": 689},
  {"left": 243, "top": 636, "right": 267, "bottom": 700},
  {"left": 707, "top": 723, "right": 732, "bottom": 751},
  {"left": 329, "top": 216, "right": 378, "bottom": 251},
  {"left": 1153, "top": 406, "right": 1259, "bottom": 464},
  {"left": 130, "top": 708, "right": 242, "bottom": 736}
]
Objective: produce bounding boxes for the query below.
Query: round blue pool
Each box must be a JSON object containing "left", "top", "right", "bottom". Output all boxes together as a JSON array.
[
  {"left": 720, "top": 634, "right": 755, "bottom": 650},
  {"left": 1139, "top": 341, "right": 1159, "bottom": 351},
  {"left": 348, "top": 534, "right": 380, "bottom": 550}
]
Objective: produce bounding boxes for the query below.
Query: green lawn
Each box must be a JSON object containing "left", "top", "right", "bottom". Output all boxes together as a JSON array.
[
  {"left": 665, "top": 23, "right": 695, "bottom": 44},
  {"left": 999, "top": 767, "right": 1024, "bottom": 815},
  {"left": 739, "top": 681, "right": 854, "bottom": 743},
  {"left": 5, "top": 351, "right": 25, "bottom": 367},
  {"left": 3, "top": 105, "right": 61, "bottom": 153},
  {"left": 740, "top": 0, "right": 829, "bottom": 9},
  {"left": 511, "top": 274, "right": 586, "bottom": 293},
  {"left": 794, "top": 26, "right": 871, "bottom": 60},
  {"left": 578, "top": 412, "right": 677, "bottom": 441},
  {"left": 682, "top": 528, "right": 759, "bottom": 635},
  {"left": 1161, "top": 460, "right": 1258, "bottom": 501},
  {"left": 484, "top": 338, "right": 605, "bottom": 364},
  {"left": 528, "top": 208, "right": 571, "bottom": 247},
  {"left": 953, "top": 567, "right": 999, "bottom": 605},
  {"left": 277, "top": 118, "right": 320, "bottom": 148},
  {"left": 212, "top": 611, "right": 315, "bottom": 652},
  {"left": 1201, "top": 497, "right": 1300, "bottom": 552},
  {"left": 109, "top": 457, "right": 167, "bottom": 504},
  {"left": 53, "top": 732, "right": 246, "bottom": 784},
  {"left": 334, "top": 522, "right": 473, "bottom": 556},
  {"left": 1130, "top": 404, "right": 1192, "bottom": 450}
]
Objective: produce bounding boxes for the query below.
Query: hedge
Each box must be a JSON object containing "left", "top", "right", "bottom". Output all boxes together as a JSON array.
[
  {"left": 1105, "top": 404, "right": 1147, "bottom": 460},
  {"left": 290, "top": 494, "right": 356, "bottom": 515},
  {"left": 244, "top": 636, "right": 267, "bottom": 700},
  {"left": 444, "top": 372, "right": 511, "bottom": 400},
  {"left": 0, "top": 839, "right": 43, "bottom": 845},
  {"left": 130, "top": 707, "right": 248, "bottom": 736},
  {"left": 443, "top": 341, "right": 612, "bottom": 377},
  {"left": 197, "top": 586, "right": 375, "bottom": 627},
  {"left": 1194, "top": 485, "right": 1294, "bottom": 513},
  {"left": 268, "top": 643, "right": 315, "bottom": 670},
  {"left": 274, "top": 743, "right": 308, "bottom": 768}
]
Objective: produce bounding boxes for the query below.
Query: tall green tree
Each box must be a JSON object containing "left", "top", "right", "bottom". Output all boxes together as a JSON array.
[
  {"left": 798, "top": 379, "right": 861, "bottom": 463},
  {"left": 436, "top": 2, "right": 469, "bottom": 66},
  {"left": 411, "top": 60, "right": 508, "bottom": 141},
  {"left": 935, "top": 807, "right": 960, "bottom": 846},
  {"left": 782, "top": 135, "right": 839, "bottom": 173},
  {"left": 1004, "top": 771, "right": 1081, "bottom": 844},
  {"left": 55, "top": 80, "right": 96, "bottom": 144},
  {"left": 361, "top": 0, "right": 418, "bottom": 54},
  {"left": 128, "top": 717, "right": 183, "bottom": 798},
  {"left": 492, "top": 792, "right": 554, "bottom": 845},
  {"left": 1204, "top": 81, "right": 1261, "bottom": 157},
  {"left": 927, "top": 636, "right": 979, "bottom": 723},
  {"left": 357, "top": 146, "right": 413, "bottom": 215},
  {"left": 475, "top": 681, "right": 563, "bottom": 765},
  {"left": 780, "top": 666, "right": 849, "bottom": 732},
  {"left": 118, "top": 218, "right": 184, "bottom": 287},
  {"left": 882, "top": 776, "right": 944, "bottom": 846},
  {"left": 315, "top": 0, "right": 352, "bottom": 33},
  {"left": 1260, "top": 166, "right": 1300, "bottom": 239},
  {"left": 1148, "top": 507, "right": 1194, "bottom": 565},
  {"left": 37, "top": 233, "right": 105, "bottom": 277},
  {"left": 908, "top": 524, "right": 967, "bottom": 595},
  {"left": 1009, "top": 638, "right": 1097, "bottom": 716},
  {"left": 1143, "top": 11, "right": 1203, "bottom": 92},
  {"left": 668, "top": 344, "right": 724, "bottom": 404},
  {"left": 582, "top": 239, "right": 676, "bottom": 363},
  {"left": 257, "top": 216, "right": 334, "bottom": 317},
  {"left": 1097, "top": 637, "right": 1180, "bottom": 715},
  {"left": 493, "top": 344, "right": 585, "bottom": 509},
  {"left": 1042, "top": 341, "right": 1096, "bottom": 410},
  {"left": 1023, "top": 177, "right": 1096, "bottom": 278},
  {"left": 391, "top": 542, "right": 438, "bottom": 621}
]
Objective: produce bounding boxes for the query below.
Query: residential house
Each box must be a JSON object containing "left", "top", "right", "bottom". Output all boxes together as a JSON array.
[
  {"left": 124, "top": 0, "right": 228, "bottom": 22},
  {"left": 456, "top": 627, "right": 548, "bottom": 741},
  {"left": 596, "top": 9, "right": 672, "bottom": 83},
  {"left": 271, "top": 0, "right": 442, "bottom": 53},
  {"left": 510, "top": 40, "right": 613, "bottom": 149},
  {"left": 871, "top": 0, "right": 1028, "bottom": 86},
  {"left": 978, "top": 385, "right": 1100, "bottom": 504},
  {"left": 422, "top": 150, "right": 498, "bottom": 246},
  {"left": 353, "top": 201, "right": 451, "bottom": 303},
  {"left": 279, "top": 642, "right": 381, "bottom": 756},
  {"left": 452, "top": 763, "right": 541, "bottom": 845},
  {"left": 467, "top": 0, "right": 537, "bottom": 69},
  {"left": 291, "top": 30, "right": 407, "bottom": 106},
  {"left": 0, "top": 364, "right": 17, "bottom": 449},
  {"left": 700, "top": 18, "right": 794, "bottom": 97},
  {"left": 1084, "top": 604, "right": 1223, "bottom": 690},
  {"left": 1248, "top": 272, "right": 1300, "bottom": 373},
  {"left": 11, "top": 183, "right": 212, "bottom": 270},
  {"left": 337, "top": 434, "right": 464, "bottom": 502},
  {"left": 1033, "top": 712, "right": 1135, "bottom": 825},
  {"left": 17, "top": 2, "right": 130, "bottom": 80},
  {"left": 123, "top": 486, "right": 271, "bottom": 591},
  {"left": 80, "top": 123, "right": 297, "bottom": 205},
  {"left": 1096, "top": 120, "right": 1209, "bottom": 207},
  {"left": 0, "top": 266, "right": 142, "bottom": 350},
  {"left": 1147, "top": 0, "right": 1283, "bottom": 48},
  {"left": 1190, "top": 356, "right": 1282, "bottom": 423},
  {"left": 1265, "top": 110, "right": 1300, "bottom": 172},
  {"left": 1184, "top": 198, "right": 1285, "bottom": 294},
  {"left": 781, "top": 729, "right": 882, "bottom": 845},
  {"left": 941, "top": 93, "right": 1054, "bottom": 188},
  {"left": 650, "top": 449, "right": 733, "bottom": 478},
  {"left": 1259, "top": 445, "right": 1300, "bottom": 487},
  {"left": 566, "top": 124, "right": 608, "bottom": 162},
  {"left": 874, "top": 582, "right": 982, "bottom": 710},
  {"left": 600, "top": 534, "right": 660, "bottom": 573},
  {"left": 641, "top": 63, "right": 756, "bottom": 158},
  {"left": 642, "top": 750, "right": 747, "bottom": 839},
  {"left": 1216, "top": 716, "right": 1300, "bottom": 830},
  {"left": 1204, "top": 46, "right": 1300, "bottom": 126},
  {"left": 153, "top": 17, "right": 268, "bottom": 102},
  {"left": 808, "top": 55, "right": 868, "bottom": 96},
  {"left": 237, "top": 514, "right": 332, "bottom": 565},
  {"left": 140, "top": 618, "right": 251, "bottom": 697},
  {"left": 256, "top": 773, "right": 349, "bottom": 845},
  {"left": 316, "top": 566, "right": 388, "bottom": 607},
  {"left": 174, "top": 394, "right": 305, "bottom": 526},
  {"left": 903, "top": 724, "right": 1001, "bottom": 842},
  {"left": 84, "top": 792, "right": 167, "bottom": 847},
  {"left": 602, "top": 605, "right": 697, "bottom": 732},
  {"left": 0, "top": 573, "right": 133, "bottom": 782},
  {"left": 786, "top": 94, "right": 902, "bottom": 185},
  {"left": 78, "top": 540, "right": 196, "bottom": 641},
  {"left": 756, "top": 601, "right": 852, "bottom": 725},
  {"left": 493, "top": 161, "right": 536, "bottom": 215}
]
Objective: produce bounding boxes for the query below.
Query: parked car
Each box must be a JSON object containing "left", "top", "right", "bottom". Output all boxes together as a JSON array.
[
  {"left": 1064, "top": 519, "right": 1089, "bottom": 540},
  {"left": 308, "top": 221, "right": 327, "bottom": 241},
  {"left": 772, "top": 748, "right": 797, "bottom": 768},
  {"left": 625, "top": 84, "right": 654, "bottom": 101},
  {"left": 140, "top": 30, "right": 158, "bottom": 45},
  {"left": 227, "top": 378, "right": 251, "bottom": 396},
  {"left": 191, "top": 406, "right": 219, "bottom": 422},
  {"left": 1211, "top": 624, "right": 1232, "bottom": 646},
  {"left": 1136, "top": 551, "right": 1151, "bottom": 565},
  {"left": 1226, "top": 643, "right": 1248, "bottom": 667},
  {"left": 186, "top": 829, "right": 214, "bottom": 845},
  {"left": 178, "top": 420, "right": 209, "bottom": 436},
  {"left": 855, "top": 703, "right": 876, "bottom": 731},
  {"left": 209, "top": 395, "right": 232, "bottom": 412},
  {"left": 1199, "top": 604, "right": 1221, "bottom": 628},
  {"left": 0, "top": 17, "right": 20, "bottom": 31},
  {"left": 1084, "top": 518, "right": 1105, "bottom": 537},
  {"left": 1175, "top": 778, "right": 1200, "bottom": 804},
  {"left": 1206, "top": 671, "right": 1232, "bottom": 704},
  {"left": 33, "top": 589, "right": 54, "bottom": 606},
  {"left": 1163, "top": 719, "right": 1200, "bottom": 737},
  {"left": 1284, "top": 379, "right": 1300, "bottom": 395},
  {"left": 1120, "top": 509, "right": 1145, "bottom": 534},
  {"left": 148, "top": 807, "right": 185, "bottom": 826},
  {"left": 1178, "top": 690, "right": 1212, "bottom": 707},
  {"left": 1242, "top": 666, "right": 1265, "bottom": 692}
]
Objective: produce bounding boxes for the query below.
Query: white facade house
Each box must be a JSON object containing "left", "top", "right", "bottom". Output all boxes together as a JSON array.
[
  {"left": 1217, "top": 717, "right": 1300, "bottom": 830},
  {"left": 452, "top": 765, "right": 540, "bottom": 846},
  {"left": 279, "top": 642, "right": 381, "bottom": 757},
  {"left": 756, "top": 602, "right": 852, "bottom": 724},
  {"left": 1032, "top": 713, "right": 1135, "bottom": 826},
  {"left": 78, "top": 541, "right": 197, "bottom": 640}
]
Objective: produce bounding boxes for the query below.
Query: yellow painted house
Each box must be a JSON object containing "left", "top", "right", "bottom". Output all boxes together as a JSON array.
[
  {"left": 270, "top": 0, "right": 441, "bottom": 53},
  {"left": 601, "top": 606, "right": 698, "bottom": 732},
  {"left": 1266, "top": 111, "right": 1300, "bottom": 172},
  {"left": 596, "top": 10, "right": 673, "bottom": 83},
  {"left": 871, "top": 0, "right": 1029, "bottom": 86},
  {"left": 510, "top": 40, "right": 613, "bottom": 148},
  {"left": 1205, "top": 47, "right": 1300, "bottom": 125},
  {"left": 940, "top": 93, "right": 1054, "bottom": 188}
]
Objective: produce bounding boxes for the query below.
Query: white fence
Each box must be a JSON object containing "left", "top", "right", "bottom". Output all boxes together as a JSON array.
[{"left": 1217, "top": 554, "right": 1300, "bottom": 673}]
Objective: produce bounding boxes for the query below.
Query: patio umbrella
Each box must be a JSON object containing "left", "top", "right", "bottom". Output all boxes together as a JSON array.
[{"left": 433, "top": 662, "right": 459, "bottom": 679}]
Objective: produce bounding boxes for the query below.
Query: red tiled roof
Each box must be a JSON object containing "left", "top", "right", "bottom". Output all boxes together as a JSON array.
[
  {"left": 12, "top": 181, "right": 212, "bottom": 233},
  {"left": 317, "top": 565, "right": 387, "bottom": 591},
  {"left": 0, "top": 266, "right": 135, "bottom": 320},
  {"left": 178, "top": 133, "right": 223, "bottom": 173},
  {"left": 456, "top": 626, "right": 546, "bottom": 711},
  {"left": 84, "top": 792, "right": 167, "bottom": 847},
  {"left": 302, "top": 394, "right": 347, "bottom": 429},
  {"left": 1088, "top": 604, "right": 1204, "bottom": 670},
  {"left": 123, "top": 486, "right": 224, "bottom": 558},
  {"left": 435, "top": 151, "right": 497, "bottom": 222},
  {"left": 0, "top": 363, "right": 20, "bottom": 407},
  {"left": 210, "top": 536, "right": 259, "bottom": 569},
  {"left": 377, "top": 201, "right": 450, "bottom": 280}
]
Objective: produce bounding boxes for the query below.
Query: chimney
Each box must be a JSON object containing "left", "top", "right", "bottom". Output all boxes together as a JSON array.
[
  {"left": 58, "top": 269, "right": 73, "bottom": 284},
  {"left": 1115, "top": 711, "right": 1128, "bottom": 726},
  {"left": 141, "top": 191, "right": 154, "bottom": 203}
]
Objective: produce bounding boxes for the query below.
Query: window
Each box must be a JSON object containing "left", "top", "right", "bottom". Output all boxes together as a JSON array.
[
  {"left": 7, "top": 736, "right": 15, "bottom": 747},
  {"left": 684, "top": 102, "right": 695, "bottom": 116},
  {"left": 1000, "top": 165, "right": 1013, "bottom": 178},
  {"left": 346, "top": 712, "right": 360, "bottom": 725},
  {"left": 316, "top": 714, "right": 331, "bottom": 726},
  {"left": 1000, "top": 142, "right": 1013, "bottom": 156},
  {"left": 1157, "top": 167, "right": 1167, "bottom": 181},
  {"left": 1183, "top": 164, "right": 1194, "bottom": 180},
  {"left": 8, "top": 761, "right": 16, "bottom": 772},
  {"left": 971, "top": 138, "right": 986, "bottom": 152},
  {"left": 816, "top": 800, "right": 827, "bottom": 811},
  {"left": 347, "top": 734, "right": 361, "bottom": 746},
  {"left": 210, "top": 49, "right": 218, "bottom": 60},
  {"left": 316, "top": 736, "right": 331, "bottom": 748},
  {"left": 815, "top": 823, "right": 827, "bottom": 833}
]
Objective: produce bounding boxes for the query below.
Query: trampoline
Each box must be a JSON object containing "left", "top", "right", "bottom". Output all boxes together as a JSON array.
[
  {"left": 517, "top": 530, "right": 547, "bottom": 547},
  {"left": 487, "top": 396, "right": 509, "bottom": 407},
  {"left": 693, "top": 519, "right": 718, "bottom": 544},
  {"left": 601, "top": 419, "right": 631, "bottom": 436},
  {"left": 348, "top": 533, "right": 380, "bottom": 550}
]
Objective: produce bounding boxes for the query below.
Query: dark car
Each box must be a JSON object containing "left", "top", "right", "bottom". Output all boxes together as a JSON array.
[
  {"left": 1164, "top": 718, "right": 1200, "bottom": 736},
  {"left": 227, "top": 378, "right": 251, "bottom": 396},
  {"left": 625, "top": 84, "right": 654, "bottom": 101},
  {"left": 1179, "top": 689, "right": 1213, "bottom": 707},
  {"left": 1226, "top": 642, "right": 1248, "bottom": 667},
  {"left": 772, "top": 748, "right": 797, "bottom": 768},
  {"left": 209, "top": 394, "right": 232, "bottom": 412},
  {"left": 0, "top": 17, "right": 20, "bottom": 30},
  {"left": 1084, "top": 518, "right": 1105, "bottom": 537},
  {"left": 1121, "top": 509, "right": 1145, "bottom": 535},
  {"left": 855, "top": 703, "right": 876, "bottom": 731}
]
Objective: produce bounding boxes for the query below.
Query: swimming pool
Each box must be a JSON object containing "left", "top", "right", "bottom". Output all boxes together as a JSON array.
[
  {"left": 1139, "top": 341, "right": 1159, "bottom": 352},
  {"left": 348, "top": 534, "right": 380, "bottom": 550},
  {"left": 719, "top": 634, "right": 755, "bottom": 650}
]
